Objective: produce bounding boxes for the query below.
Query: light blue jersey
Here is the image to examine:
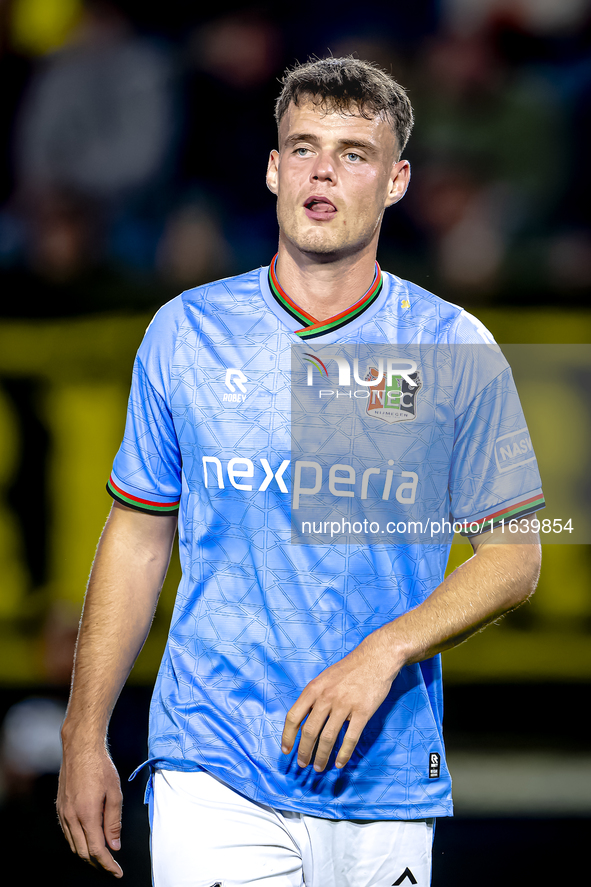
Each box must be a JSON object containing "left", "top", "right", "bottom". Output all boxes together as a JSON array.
[{"left": 109, "top": 264, "right": 543, "bottom": 820}]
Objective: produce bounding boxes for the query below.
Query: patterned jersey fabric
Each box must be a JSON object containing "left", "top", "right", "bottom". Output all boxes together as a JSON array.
[{"left": 109, "top": 264, "right": 544, "bottom": 819}]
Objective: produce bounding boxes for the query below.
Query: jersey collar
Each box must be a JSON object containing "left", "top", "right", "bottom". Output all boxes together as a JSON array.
[{"left": 267, "top": 253, "right": 384, "bottom": 341}]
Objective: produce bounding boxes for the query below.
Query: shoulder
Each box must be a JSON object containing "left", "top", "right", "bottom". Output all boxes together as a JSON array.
[
  {"left": 139, "top": 267, "right": 264, "bottom": 352},
  {"left": 180, "top": 266, "right": 264, "bottom": 311},
  {"left": 138, "top": 294, "right": 186, "bottom": 362},
  {"left": 383, "top": 272, "right": 496, "bottom": 345},
  {"left": 136, "top": 267, "right": 265, "bottom": 394}
]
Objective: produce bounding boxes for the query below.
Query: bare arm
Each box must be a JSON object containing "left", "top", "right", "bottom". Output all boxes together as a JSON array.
[
  {"left": 282, "top": 526, "right": 541, "bottom": 772},
  {"left": 57, "top": 501, "right": 177, "bottom": 878}
]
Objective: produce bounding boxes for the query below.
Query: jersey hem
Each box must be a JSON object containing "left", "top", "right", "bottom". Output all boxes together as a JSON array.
[{"left": 139, "top": 759, "right": 453, "bottom": 820}]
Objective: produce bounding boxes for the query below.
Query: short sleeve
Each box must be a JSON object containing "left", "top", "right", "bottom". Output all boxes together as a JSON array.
[
  {"left": 107, "top": 355, "right": 182, "bottom": 515},
  {"left": 449, "top": 365, "right": 545, "bottom": 536}
]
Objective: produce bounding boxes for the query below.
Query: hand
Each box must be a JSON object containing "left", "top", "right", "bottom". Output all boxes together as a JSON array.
[
  {"left": 281, "top": 631, "right": 399, "bottom": 772},
  {"left": 57, "top": 745, "right": 123, "bottom": 878}
]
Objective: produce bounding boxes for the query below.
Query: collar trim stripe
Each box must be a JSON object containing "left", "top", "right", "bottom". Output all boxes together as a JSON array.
[
  {"left": 296, "top": 275, "right": 383, "bottom": 338},
  {"left": 268, "top": 255, "right": 317, "bottom": 326},
  {"left": 267, "top": 254, "right": 383, "bottom": 339}
]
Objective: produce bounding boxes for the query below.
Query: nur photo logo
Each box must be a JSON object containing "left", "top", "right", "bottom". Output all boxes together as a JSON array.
[{"left": 302, "top": 350, "right": 422, "bottom": 423}]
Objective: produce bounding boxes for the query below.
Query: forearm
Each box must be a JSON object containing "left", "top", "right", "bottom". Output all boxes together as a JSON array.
[
  {"left": 370, "top": 536, "right": 542, "bottom": 677},
  {"left": 58, "top": 503, "right": 176, "bottom": 876},
  {"left": 62, "top": 502, "right": 177, "bottom": 749}
]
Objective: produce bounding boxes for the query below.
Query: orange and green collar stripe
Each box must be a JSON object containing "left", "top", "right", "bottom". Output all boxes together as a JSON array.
[
  {"left": 107, "top": 476, "right": 180, "bottom": 514},
  {"left": 268, "top": 254, "right": 383, "bottom": 340}
]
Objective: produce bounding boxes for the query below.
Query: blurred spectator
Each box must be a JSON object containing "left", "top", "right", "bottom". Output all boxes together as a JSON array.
[
  {"left": 1, "top": 696, "right": 65, "bottom": 797},
  {"left": 21, "top": 186, "right": 103, "bottom": 282},
  {"left": 442, "top": 0, "right": 591, "bottom": 37},
  {"left": 407, "top": 22, "right": 565, "bottom": 300},
  {"left": 0, "top": 183, "right": 171, "bottom": 316},
  {"left": 409, "top": 162, "right": 513, "bottom": 291},
  {"left": 548, "top": 230, "right": 591, "bottom": 291},
  {"left": 194, "top": 11, "right": 283, "bottom": 91},
  {"left": 157, "top": 196, "right": 233, "bottom": 287},
  {"left": 177, "top": 11, "right": 284, "bottom": 269},
  {"left": 15, "top": 0, "right": 175, "bottom": 205},
  {"left": 1, "top": 2, "right": 590, "bottom": 304},
  {"left": 10, "top": 0, "right": 177, "bottom": 276}
]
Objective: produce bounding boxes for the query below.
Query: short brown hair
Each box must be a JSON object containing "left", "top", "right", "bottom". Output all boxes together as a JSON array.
[{"left": 275, "top": 56, "right": 414, "bottom": 157}]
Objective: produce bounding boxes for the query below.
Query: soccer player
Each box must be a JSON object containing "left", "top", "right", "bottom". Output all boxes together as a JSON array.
[{"left": 57, "top": 58, "right": 543, "bottom": 886}]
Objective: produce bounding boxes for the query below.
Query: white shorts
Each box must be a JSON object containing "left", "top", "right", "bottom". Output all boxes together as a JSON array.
[{"left": 149, "top": 769, "right": 434, "bottom": 887}]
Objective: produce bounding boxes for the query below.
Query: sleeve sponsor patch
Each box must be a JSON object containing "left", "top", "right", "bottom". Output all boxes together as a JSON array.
[{"left": 494, "top": 428, "right": 536, "bottom": 474}]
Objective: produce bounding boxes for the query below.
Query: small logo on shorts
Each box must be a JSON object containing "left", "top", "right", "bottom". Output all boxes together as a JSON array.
[
  {"left": 393, "top": 868, "right": 418, "bottom": 885},
  {"left": 429, "top": 752, "right": 440, "bottom": 779}
]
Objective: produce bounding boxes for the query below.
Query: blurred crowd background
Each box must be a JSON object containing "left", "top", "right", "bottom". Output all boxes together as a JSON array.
[
  {"left": 0, "top": 1, "right": 590, "bottom": 884},
  {"left": 1, "top": 0, "right": 591, "bottom": 308}
]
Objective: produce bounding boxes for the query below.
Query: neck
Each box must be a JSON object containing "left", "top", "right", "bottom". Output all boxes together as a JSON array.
[{"left": 274, "top": 238, "right": 379, "bottom": 321}]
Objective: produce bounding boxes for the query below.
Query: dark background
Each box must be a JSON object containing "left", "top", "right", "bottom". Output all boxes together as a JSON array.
[{"left": 1, "top": 1, "right": 590, "bottom": 884}]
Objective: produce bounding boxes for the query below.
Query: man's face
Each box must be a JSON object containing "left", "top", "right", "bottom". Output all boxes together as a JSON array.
[{"left": 266, "top": 99, "right": 410, "bottom": 260}]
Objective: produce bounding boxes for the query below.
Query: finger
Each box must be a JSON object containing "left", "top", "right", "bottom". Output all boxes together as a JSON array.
[
  {"left": 84, "top": 835, "right": 123, "bottom": 877},
  {"left": 65, "top": 815, "right": 95, "bottom": 866},
  {"left": 335, "top": 715, "right": 366, "bottom": 769},
  {"left": 295, "top": 706, "right": 332, "bottom": 768},
  {"left": 57, "top": 792, "right": 77, "bottom": 854},
  {"left": 281, "top": 698, "right": 313, "bottom": 754},
  {"left": 81, "top": 814, "right": 123, "bottom": 878},
  {"left": 103, "top": 787, "right": 123, "bottom": 852},
  {"left": 64, "top": 809, "right": 123, "bottom": 878},
  {"left": 58, "top": 812, "right": 77, "bottom": 856},
  {"left": 56, "top": 801, "right": 72, "bottom": 849},
  {"left": 310, "top": 711, "right": 349, "bottom": 772}
]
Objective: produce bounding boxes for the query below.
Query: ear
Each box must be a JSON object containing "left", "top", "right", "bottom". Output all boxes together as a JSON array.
[
  {"left": 266, "top": 150, "right": 280, "bottom": 195},
  {"left": 384, "top": 160, "right": 411, "bottom": 208}
]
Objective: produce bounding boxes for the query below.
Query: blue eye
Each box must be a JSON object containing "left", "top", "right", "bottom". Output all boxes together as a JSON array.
[{"left": 346, "top": 152, "right": 361, "bottom": 162}]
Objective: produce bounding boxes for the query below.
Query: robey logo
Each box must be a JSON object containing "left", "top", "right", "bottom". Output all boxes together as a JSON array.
[{"left": 223, "top": 368, "right": 248, "bottom": 403}]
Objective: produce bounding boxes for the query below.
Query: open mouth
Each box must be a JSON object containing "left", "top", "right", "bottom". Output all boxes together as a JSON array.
[{"left": 304, "top": 196, "right": 337, "bottom": 219}]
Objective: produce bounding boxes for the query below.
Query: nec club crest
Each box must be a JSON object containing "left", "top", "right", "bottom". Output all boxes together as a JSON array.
[{"left": 365, "top": 366, "right": 422, "bottom": 423}]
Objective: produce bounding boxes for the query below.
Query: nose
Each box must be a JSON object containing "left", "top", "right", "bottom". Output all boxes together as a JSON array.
[{"left": 310, "top": 151, "right": 335, "bottom": 183}]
